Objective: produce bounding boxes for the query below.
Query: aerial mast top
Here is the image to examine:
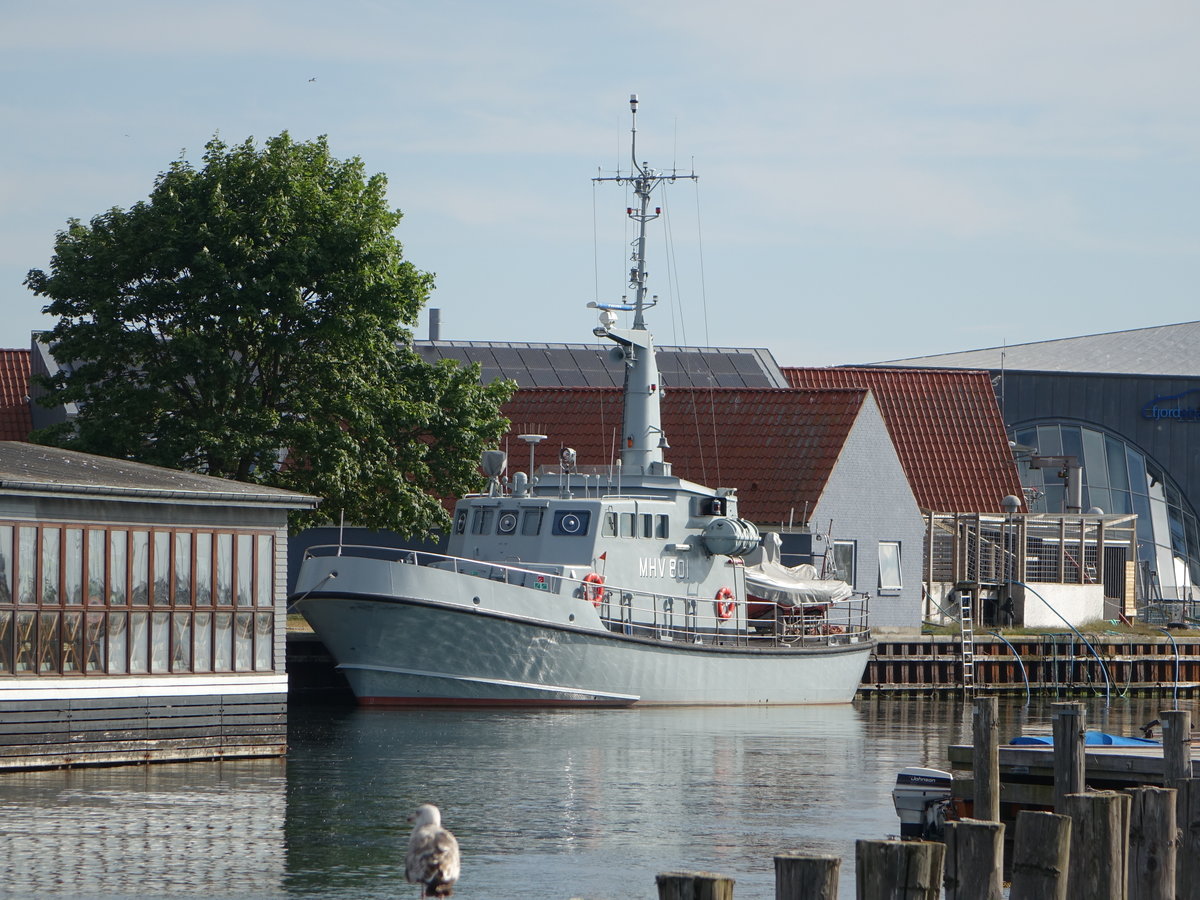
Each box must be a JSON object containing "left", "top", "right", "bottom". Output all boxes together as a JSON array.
[{"left": 589, "top": 96, "right": 695, "bottom": 476}]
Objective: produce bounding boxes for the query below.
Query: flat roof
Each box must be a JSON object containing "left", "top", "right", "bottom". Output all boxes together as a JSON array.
[{"left": 875, "top": 321, "right": 1200, "bottom": 377}]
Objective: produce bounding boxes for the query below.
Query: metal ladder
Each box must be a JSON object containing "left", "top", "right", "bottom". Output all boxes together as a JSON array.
[{"left": 959, "top": 589, "right": 976, "bottom": 692}]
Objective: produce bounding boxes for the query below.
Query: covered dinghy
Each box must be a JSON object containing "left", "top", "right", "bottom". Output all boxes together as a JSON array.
[{"left": 744, "top": 532, "right": 853, "bottom": 620}]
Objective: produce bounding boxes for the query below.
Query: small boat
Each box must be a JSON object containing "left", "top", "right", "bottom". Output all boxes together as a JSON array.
[
  {"left": 893, "top": 767, "right": 955, "bottom": 840},
  {"left": 291, "top": 96, "right": 874, "bottom": 707}
]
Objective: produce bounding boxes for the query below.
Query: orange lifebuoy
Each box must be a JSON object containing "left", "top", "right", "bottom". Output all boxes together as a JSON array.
[
  {"left": 583, "top": 572, "right": 605, "bottom": 606},
  {"left": 715, "top": 586, "right": 735, "bottom": 620}
]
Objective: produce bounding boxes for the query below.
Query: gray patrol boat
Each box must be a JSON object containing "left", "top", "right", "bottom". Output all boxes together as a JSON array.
[{"left": 292, "top": 97, "right": 874, "bottom": 706}]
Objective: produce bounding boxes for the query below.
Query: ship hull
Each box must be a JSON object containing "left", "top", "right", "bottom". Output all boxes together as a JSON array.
[{"left": 294, "top": 558, "right": 873, "bottom": 707}]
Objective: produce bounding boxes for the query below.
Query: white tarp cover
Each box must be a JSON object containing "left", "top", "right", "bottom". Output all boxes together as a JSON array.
[{"left": 743, "top": 532, "right": 853, "bottom": 607}]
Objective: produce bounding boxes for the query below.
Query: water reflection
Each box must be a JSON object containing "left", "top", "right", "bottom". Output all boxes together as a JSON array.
[
  {"left": 0, "top": 696, "right": 1188, "bottom": 899},
  {"left": 0, "top": 760, "right": 285, "bottom": 899}
]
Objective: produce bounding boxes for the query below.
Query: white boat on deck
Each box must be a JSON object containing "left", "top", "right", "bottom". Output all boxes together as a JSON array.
[{"left": 291, "top": 96, "right": 874, "bottom": 707}]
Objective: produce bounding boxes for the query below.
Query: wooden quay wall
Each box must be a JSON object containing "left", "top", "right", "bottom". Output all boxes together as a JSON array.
[{"left": 859, "top": 633, "right": 1200, "bottom": 697}]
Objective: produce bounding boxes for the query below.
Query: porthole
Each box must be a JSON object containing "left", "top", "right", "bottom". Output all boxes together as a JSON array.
[{"left": 498, "top": 512, "right": 518, "bottom": 534}]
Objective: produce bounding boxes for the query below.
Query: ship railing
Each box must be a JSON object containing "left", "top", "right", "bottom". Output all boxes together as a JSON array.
[
  {"left": 301, "top": 544, "right": 575, "bottom": 590},
  {"left": 301, "top": 544, "right": 871, "bottom": 647},
  {"left": 594, "top": 585, "right": 871, "bottom": 649}
]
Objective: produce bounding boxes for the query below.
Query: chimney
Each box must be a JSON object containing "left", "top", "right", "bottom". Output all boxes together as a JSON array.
[{"left": 428, "top": 308, "right": 442, "bottom": 342}]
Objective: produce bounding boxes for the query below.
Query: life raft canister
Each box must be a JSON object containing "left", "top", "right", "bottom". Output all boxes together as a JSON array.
[
  {"left": 715, "top": 586, "right": 735, "bottom": 620},
  {"left": 583, "top": 572, "right": 605, "bottom": 606}
]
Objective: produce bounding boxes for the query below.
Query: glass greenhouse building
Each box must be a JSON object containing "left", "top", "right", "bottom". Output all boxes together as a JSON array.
[{"left": 1013, "top": 421, "right": 1198, "bottom": 603}]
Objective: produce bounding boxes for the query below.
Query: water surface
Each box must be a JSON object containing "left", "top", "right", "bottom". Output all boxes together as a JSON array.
[{"left": 0, "top": 696, "right": 1174, "bottom": 899}]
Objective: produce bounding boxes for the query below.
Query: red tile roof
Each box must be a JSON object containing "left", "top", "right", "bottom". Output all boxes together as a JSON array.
[
  {"left": 783, "top": 367, "right": 1024, "bottom": 513},
  {"left": 502, "top": 387, "right": 870, "bottom": 525},
  {"left": 0, "top": 349, "right": 32, "bottom": 441}
]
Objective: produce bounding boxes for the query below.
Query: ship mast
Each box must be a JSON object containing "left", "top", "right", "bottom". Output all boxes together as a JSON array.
[{"left": 591, "top": 95, "right": 697, "bottom": 476}]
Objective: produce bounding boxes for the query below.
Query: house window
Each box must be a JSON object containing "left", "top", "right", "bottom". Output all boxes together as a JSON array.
[
  {"left": 878, "top": 541, "right": 902, "bottom": 592},
  {"left": 832, "top": 540, "right": 857, "bottom": 587}
]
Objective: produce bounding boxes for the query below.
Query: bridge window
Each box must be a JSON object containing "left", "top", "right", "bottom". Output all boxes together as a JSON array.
[
  {"left": 553, "top": 510, "right": 591, "bottom": 536},
  {"left": 521, "top": 508, "right": 543, "bottom": 536},
  {"left": 471, "top": 508, "right": 495, "bottom": 535}
]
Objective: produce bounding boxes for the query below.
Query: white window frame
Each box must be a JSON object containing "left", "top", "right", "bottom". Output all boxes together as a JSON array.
[
  {"left": 831, "top": 540, "right": 857, "bottom": 587},
  {"left": 878, "top": 541, "right": 902, "bottom": 593}
]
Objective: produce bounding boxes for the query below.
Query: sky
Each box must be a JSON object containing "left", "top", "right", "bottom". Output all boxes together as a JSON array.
[{"left": 2, "top": 0, "right": 1197, "bottom": 366}]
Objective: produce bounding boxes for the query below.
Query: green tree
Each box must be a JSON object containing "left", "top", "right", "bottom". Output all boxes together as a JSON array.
[{"left": 26, "top": 132, "right": 513, "bottom": 536}]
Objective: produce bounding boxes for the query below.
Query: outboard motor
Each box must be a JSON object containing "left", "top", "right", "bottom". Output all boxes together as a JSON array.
[
  {"left": 893, "top": 767, "right": 954, "bottom": 840},
  {"left": 701, "top": 518, "right": 760, "bottom": 557}
]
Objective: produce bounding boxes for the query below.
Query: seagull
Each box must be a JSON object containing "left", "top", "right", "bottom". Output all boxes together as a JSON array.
[{"left": 405, "top": 803, "right": 460, "bottom": 898}]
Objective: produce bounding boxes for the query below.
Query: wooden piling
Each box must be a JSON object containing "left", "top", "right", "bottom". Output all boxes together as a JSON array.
[
  {"left": 942, "top": 818, "right": 1003, "bottom": 900},
  {"left": 855, "top": 839, "right": 944, "bottom": 900},
  {"left": 1126, "top": 786, "right": 1176, "bottom": 900},
  {"left": 1064, "top": 791, "right": 1130, "bottom": 900},
  {"left": 972, "top": 696, "right": 1000, "bottom": 823},
  {"left": 1051, "top": 703, "right": 1085, "bottom": 813},
  {"left": 1009, "top": 810, "right": 1072, "bottom": 900},
  {"left": 656, "top": 871, "right": 735, "bottom": 900},
  {"left": 1177, "top": 779, "right": 1200, "bottom": 900},
  {"left": 774, "top": 852, "right": 839, "bottom": 900},
  {"left": 1161, "top": 709, "right": 1191, "bottom": 788}
]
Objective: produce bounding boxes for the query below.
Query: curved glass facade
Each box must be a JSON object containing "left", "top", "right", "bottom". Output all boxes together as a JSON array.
[{"left": 1013, "top": 422, "right": 1200, "bottom": 603}]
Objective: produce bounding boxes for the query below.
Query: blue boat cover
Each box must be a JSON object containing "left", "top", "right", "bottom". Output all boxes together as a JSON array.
[{"left": 1010, "top": 732, "right": 1160, "bottom": 747}]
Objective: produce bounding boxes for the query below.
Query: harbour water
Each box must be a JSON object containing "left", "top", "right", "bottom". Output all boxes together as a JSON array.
[{"left": 0, "top": 696, "right": 1176, "bottom": 899}]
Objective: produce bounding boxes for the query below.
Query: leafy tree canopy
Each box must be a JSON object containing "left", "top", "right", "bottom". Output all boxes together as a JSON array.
[{"left": 26, "top": 132, "right": 513, "bottom": 536}]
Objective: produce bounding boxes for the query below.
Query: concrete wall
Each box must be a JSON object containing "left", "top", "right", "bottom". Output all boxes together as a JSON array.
[
  {"left": 812, "top": 392, "right": 927, "bottom": 630},
  {"left": 1015, "top": 582, "right": 1105, "bottom": 628}
]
